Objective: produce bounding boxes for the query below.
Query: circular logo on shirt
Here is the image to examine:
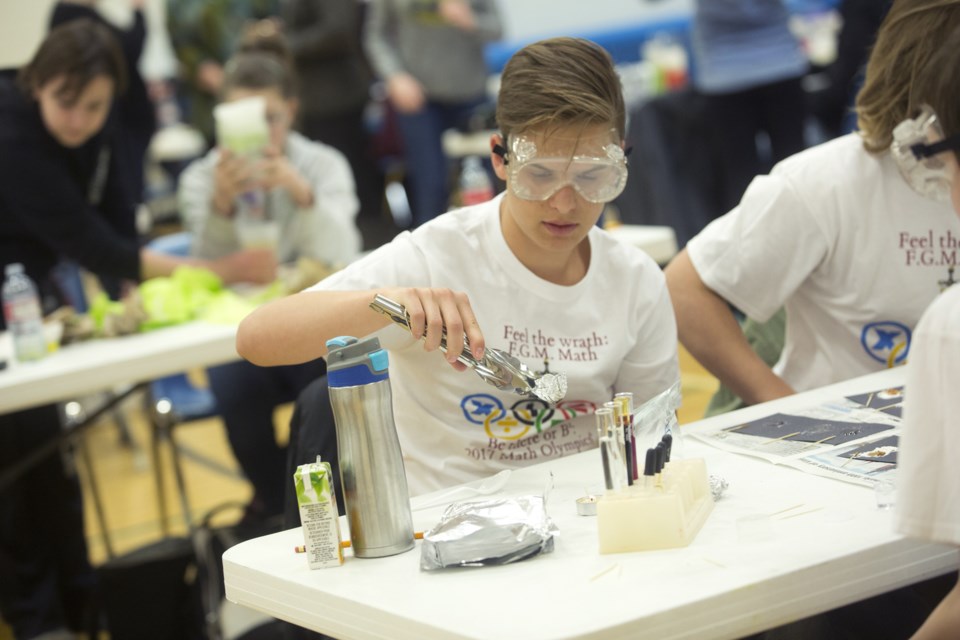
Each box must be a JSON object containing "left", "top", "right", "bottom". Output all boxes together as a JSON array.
[
  {"left": 460, "top": 393, "right": 506, "bottom": 425},
  {"left": 860, "top": 321, "right": 911, "bottom": 366}
]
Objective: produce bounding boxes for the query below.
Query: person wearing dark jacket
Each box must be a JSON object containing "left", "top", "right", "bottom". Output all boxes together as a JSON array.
[
  {"left": 0, "top": 20, "right": 274, "bottom": 639},
  {"left": 281, "top": 0, "right": 385, "bottom": 235},
  {"left": 49, "top": 0, "right": 158, "bottom": 207}
]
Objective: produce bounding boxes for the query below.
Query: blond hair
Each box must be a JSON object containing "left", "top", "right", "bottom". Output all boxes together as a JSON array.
[
  {"left": 495, "top": 37, "right": 625, "bottom": 142},
  {"left": 856, "top": 0, "right": 960, "bottom": 152}
]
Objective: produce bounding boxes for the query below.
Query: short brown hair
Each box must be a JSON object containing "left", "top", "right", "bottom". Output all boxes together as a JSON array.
[
  {"left": 496, "top": 37, "right": 625, "bottom": 142},
  {"left": 856, "top": 0, "right": 960, "bottom": 152},
  {"left": 222, "top": 52, "right": 297, "bottom": 100},
  {"left": 18, "top": 18, "right": 127, "bottom": 102}
]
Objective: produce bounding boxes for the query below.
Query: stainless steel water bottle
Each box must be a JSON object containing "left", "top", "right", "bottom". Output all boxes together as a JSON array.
[{"left": 326, "top": 336, "right": 414, "bottom": 558}]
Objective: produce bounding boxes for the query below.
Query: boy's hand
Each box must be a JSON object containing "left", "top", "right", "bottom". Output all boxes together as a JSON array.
[
  {"left": 257, "top": 147, "right": 314, "bottom": 207},
  {"left": 383, "top": 287, "right": 485, "bottom": 369},
  {"left": 438, "top": 0, "right": 477, "bottom": 31},
  {"left": 387, "top": 73, "right": 426, "bottom": 114},
  {"left": 213, "top": 149, "right": 253, "bottom": 216},
  {"left": 197, "top": 60, "right": 225, "bottom": 95}
]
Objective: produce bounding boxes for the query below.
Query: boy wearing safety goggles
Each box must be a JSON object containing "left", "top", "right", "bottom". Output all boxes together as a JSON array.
[
  {"left": 237, "top": 37, "right": 680, "bottom": 496},
  {"left": 895, "top": 22, "right": 960, "bottom": 640},
  {"left": 665, "top": 0, "right": 960, "bottom": 408}
]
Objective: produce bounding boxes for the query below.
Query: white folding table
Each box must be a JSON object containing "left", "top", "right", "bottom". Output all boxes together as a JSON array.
[{"left": 223, "top": 367, "right": 957, "bottom": 640}]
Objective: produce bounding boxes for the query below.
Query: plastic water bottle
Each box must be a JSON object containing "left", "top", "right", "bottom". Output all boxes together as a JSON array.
[
  {"left": 2, "top": 263, "right": 47, "bottom": 362},
  {"left": 459, "top": 155, "right": 494, "bottom": 206}
]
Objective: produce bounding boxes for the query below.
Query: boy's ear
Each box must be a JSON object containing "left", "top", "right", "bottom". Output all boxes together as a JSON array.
[{"left": 490, "top": 133, "right": 508, "bottom": 181}]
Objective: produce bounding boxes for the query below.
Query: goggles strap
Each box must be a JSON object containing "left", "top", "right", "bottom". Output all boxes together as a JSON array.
[
  {"left": 911, "top": 133, "right": 960, "bottom": 159},
  {"left": 492, "top": 142, "right": 509, "bottom": 164}
]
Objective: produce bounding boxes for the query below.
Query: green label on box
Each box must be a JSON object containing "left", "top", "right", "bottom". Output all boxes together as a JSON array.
[{"left": 294, "top": 460, "right": 334, "bottom": 507}]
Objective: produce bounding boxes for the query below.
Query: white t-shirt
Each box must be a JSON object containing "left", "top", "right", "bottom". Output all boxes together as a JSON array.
[
  {"left": 179, "top": 131, "right": 362, "bottom": 265},
  {"left": 310, "top": 194, "right": 680, "bottom": 495},
  {"left": 896, "top": 284, "right": 960, "bottom": 546},
  {"left": 687, "top": 133, "right": 960, "bottom": 393}
]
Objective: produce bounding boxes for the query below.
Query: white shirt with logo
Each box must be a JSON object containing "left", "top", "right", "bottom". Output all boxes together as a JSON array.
[
  {"left": 310, "top": 194, "right": 680, "bottom": 495},
  {"left": 687, "top": 133, "right": 960, "bottom": 393}
]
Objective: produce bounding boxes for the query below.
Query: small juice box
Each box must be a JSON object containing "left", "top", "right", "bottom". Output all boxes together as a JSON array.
[{"left": 293, "top": 458, "right": 344, "bottom": 569}]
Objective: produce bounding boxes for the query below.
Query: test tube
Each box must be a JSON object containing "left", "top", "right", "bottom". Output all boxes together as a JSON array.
[
  {"left": 596, "top": 407, "right": 616, "bottom": 491},
  {"left": 604, "top": 401, "right": 626, "bottom": 483},
  {"left": 598, "top": 407, "right": 624, "bottom": 492}
]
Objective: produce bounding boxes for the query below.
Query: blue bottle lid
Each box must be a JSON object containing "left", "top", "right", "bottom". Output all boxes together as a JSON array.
[{"left": 326, "top": 336, "right": 390, "bottom": 387}]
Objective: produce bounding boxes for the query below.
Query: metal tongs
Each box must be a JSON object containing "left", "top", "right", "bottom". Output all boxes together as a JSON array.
[{"left": 370, "top": 294, "right": 560, "bottom": 400}]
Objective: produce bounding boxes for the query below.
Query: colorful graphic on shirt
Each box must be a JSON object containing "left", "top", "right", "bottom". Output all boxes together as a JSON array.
[
  {"left": 458, "top": 325, "right": 611, "bottom": 463},
  {"left": 860, "top": 321, "right": 911, "bottom": 366},
  {"left": 460, "top": 393, "right": 597, "bottom": 441}
]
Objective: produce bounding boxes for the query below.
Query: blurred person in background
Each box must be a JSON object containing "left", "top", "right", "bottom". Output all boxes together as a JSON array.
[
  {"left": 0, "top": 20, "right": 274, "bottom": 640},
  {"left": 691, "top": 0, "right": 809, "bottom": 218},
  {"left": 280, "top": 0, "right": 386, "bottom": 245},
  {"left": 51, "top": 0, "right": 157, "bottom": 208},
  {"left": 166, "top": 0, "right": 279, "bottom": 145},
  {"left": 48, "top": 0, "right": 159, "bottom": 306},
  {"left": 178, "top": 42, "right": 361, "bottom": 522},
  {"left": 363, "top": 0, "right": 502, "bottom": 228}
]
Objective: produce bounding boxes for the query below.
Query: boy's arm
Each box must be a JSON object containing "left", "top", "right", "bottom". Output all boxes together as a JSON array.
[
  {"left": 911, "top": 572, "right": 960, "bottom": 639},
  {"left": 237, "top": 287, "right": 486, "bottom": 367},
  {"left": 664, "top": 249, "right": 794, "bottom": 406},
  {"left": 139, "top": 247, "right": 276, "bottom": 285},
  {"left": 362, "top": 0, "right": 404, "bottom": 81}
]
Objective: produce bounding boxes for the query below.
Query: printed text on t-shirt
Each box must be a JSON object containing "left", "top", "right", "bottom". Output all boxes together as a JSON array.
[
  {"left": 502, "top": 325, "right": 610, "bottom": 362},
  {"left": 900, "top": 230, "right": 960, "bottom": 266}
]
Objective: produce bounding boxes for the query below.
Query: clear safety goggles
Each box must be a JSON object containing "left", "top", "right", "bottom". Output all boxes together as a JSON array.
[
  {"left": 493, "top": 130, "right": 628, "bottom": 203},
  {"left": 891, "top": 105, "right": 960, "bottom": 203}
]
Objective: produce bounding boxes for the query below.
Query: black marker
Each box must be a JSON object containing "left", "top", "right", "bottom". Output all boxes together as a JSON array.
[{"left": 662, "top": 433, "right": 673, "bottom": 463}]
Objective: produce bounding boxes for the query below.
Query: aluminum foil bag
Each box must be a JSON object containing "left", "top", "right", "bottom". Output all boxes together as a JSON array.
[{"left": 420, "top": 495, "right": 558, "bottom": 571}]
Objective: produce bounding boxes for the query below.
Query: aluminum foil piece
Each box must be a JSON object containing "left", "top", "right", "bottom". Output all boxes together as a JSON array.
[
  {"left": 576, "top": 495, "right": 598, "bottom": 516},
  {"left": 532, "top": 372, "right": 568, "bottom": 404},
  {"left": 420, "top": 495, "right": 558, "bottom": 571},
  {"left": 709, "top": 474, "right": 728, "bottom": 501}
]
